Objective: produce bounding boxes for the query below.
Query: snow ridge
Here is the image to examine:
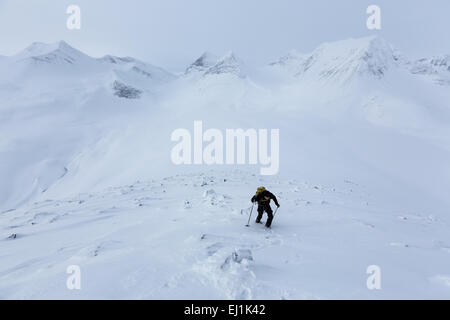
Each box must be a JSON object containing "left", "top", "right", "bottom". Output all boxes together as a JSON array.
[
  {"left": 186, "top": 51, "right": 245, "bottom": 77},
  {"left": 13, "top": 41, "right": 92, "bottom": 65},
  {"left": 271, "top": 36, "right": 400, "bottom": 83}
]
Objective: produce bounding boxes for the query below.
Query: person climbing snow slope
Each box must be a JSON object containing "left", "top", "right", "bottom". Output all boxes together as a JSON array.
[{"left": 251, "top": 187, "right": 280, "bottom": 228}]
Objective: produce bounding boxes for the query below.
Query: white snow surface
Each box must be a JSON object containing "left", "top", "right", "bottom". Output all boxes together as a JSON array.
[
  {"left": 2, "top": 170, "right": 450, "bottom": 299},
  {"left": 1, "top": 36, "right": 450, "bottom": 299}
]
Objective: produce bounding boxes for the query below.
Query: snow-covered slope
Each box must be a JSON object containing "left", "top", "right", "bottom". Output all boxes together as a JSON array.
[
  {"left": 267, "top": 36, "right": 450, "bottom": 131},
  {"left": 268, "top": 49, "right": 308, "bottom": 77},
  {"left": 408, "top": 55, "right": 450, "bottom": 86},
  {"left": 0, "top": 41, "right": 176, "bottom": 99},
  {"left": 185, "top": 51, "right": 246, "bottom": 78},
  {"left": 204, "top": 52, "right": 245, "bottom": 77},
  {"left": 0, "top": 41, "right": 176, "bottom": 211},
  {"left": 269, "top": 36, "right": 401, "bottom": 84},
  {"left": 1, "top": 37, "right": 450, "bottom": 299},
  {"left": 98, "top": 54, "right": 176, "bottom": 98},
  {"left": 2, "top": 170, "right": 450, "bottom": 299},
  {"left": 12, "top": 41, "right": 94, "bottom": 66},
  {"left": 173, "top": 50, "right": 265, "bottom": 113},
  {"left": 185, "top": 52, "right": 219, "bottom": 74}
]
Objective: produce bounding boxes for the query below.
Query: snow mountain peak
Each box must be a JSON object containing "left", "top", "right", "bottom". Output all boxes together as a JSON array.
[
  {"left": 185, "top": 51, "right": 219, "bottom": 74},
  {"left": 0, "top": 40, "right": 176, "bottom": 100},
  {"left": 14, "top": 40, "right": 91, "bottom": 66},
  {"left": 272, "top": 36, "right": 400, "bottom": 83},
  {"left": 24, "top": 40, "right": 72, "bottom": 54},
  {"left": 185, "top": 51, "right": 245, "bottom": 77},
  {"left": 304, "top": 36, "right": 399, "bottom": 81},
  {"left": 204, "top": 51, "right": 245, "bottom": 77}
]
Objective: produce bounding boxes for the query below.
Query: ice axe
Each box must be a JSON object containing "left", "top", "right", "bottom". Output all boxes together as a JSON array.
[{"left": 245, "top": 203, "right": 255, "bottom": 227}]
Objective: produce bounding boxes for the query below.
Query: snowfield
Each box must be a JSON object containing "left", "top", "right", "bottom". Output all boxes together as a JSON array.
[
  {"left": 2, "top": 170, "right": 450, "bottom": 299},
  {"left": 1, "top": 36, "right": 450, "bottom": 299}
]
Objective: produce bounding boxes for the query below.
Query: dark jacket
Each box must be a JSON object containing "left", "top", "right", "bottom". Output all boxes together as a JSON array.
[{"left": 251, "top": 190, "right": 279, "bottom": 207}]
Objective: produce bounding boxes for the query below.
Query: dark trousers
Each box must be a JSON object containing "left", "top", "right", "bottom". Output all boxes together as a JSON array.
[{"left": 256, "top": 203, "right": 273, "bottom": 227}]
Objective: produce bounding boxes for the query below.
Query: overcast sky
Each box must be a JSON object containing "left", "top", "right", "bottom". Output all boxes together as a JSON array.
[{"left": 0, "top": 0, "right": 449, "bottom": 71}]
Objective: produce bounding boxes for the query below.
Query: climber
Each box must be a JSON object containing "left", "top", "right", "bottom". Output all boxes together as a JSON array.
[{"left": 251, "top": 187, "right": 280, "bottom": 228}]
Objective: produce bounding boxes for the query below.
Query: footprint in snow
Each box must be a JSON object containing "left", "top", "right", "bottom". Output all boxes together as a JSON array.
[
  {"left": 73, "top": 240, "right": 125, "bottom": 259},
  {"left": 221, "top": 249, "right": 253, "bottom": 270},
  {"left": 27, "top": 212, "right": 60, "bottom": 225}
]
